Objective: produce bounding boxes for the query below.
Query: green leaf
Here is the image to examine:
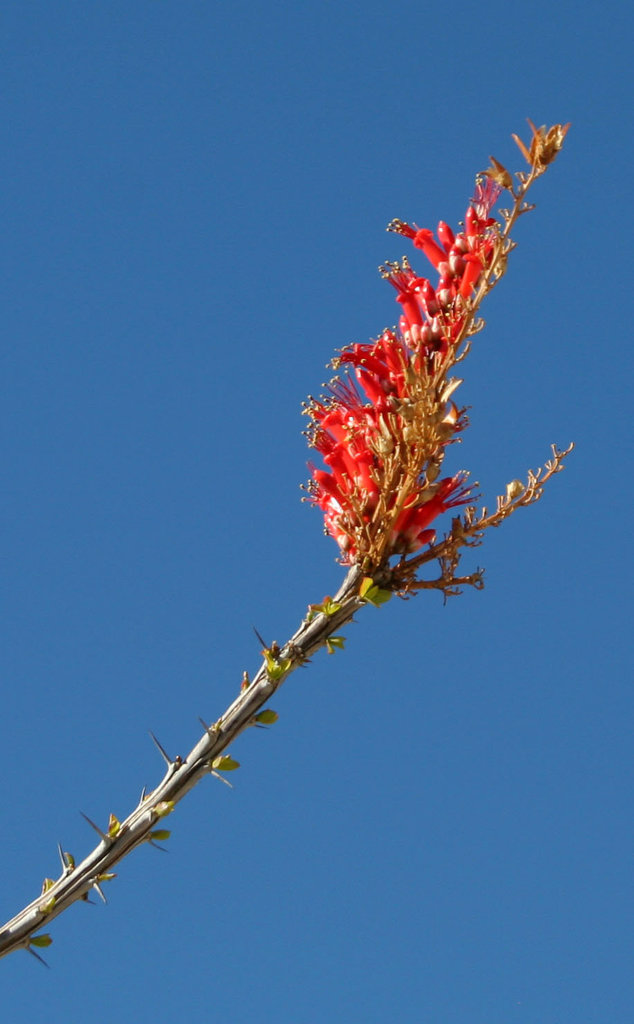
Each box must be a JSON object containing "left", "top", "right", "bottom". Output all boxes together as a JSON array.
[
  {"left": 359, "top": 577, "right": 392, "bottom": 606},
  {"left": 150, "top": 829, "right": 171, "bottom": 842},
  {"left": 107, "top": 814, "right": 121, "bottom": 837},
  {"left": 153, "top": 800, "right": 174, "bottom": 819},
  {"left": 31, "top": 934, "right": 53, "bottom": 948},
  {"left": 307, "top": 597, "right": 342, "bottom": 621},
  {"left": 212, "top": 755, "right": 240, "bottom": 772},
  {"left": 263, "top": 649, "right": 292, "bottom": 681},
  {"left": 325, "top": 635, "right": 346, "bottom": 654},
  {"left": 255, "top": 709, "right": 279, "bottom": 725}
]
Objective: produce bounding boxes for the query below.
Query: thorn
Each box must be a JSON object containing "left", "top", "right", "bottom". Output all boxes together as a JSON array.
[
  {"left": 147, "top": 839, "right": 169, "bottom": 852},
  {"left": 149, "top": 731, "right": 173, "bottom": 767},
  {"left": 57, "top": 843, "right": 67, "bottom": 872},
  {"left": 199, "top": 716, "right": 222, "bottom": 736},
  {"left": 140, "top": 785, "right": 147, "bottom": 803},
  {"left": 92, "top": 882, "right": 108, "bottom": 904},
  {"left": 210, "top": 770, "right": 234, "bottom": 789},
  {"left": 26, "top": 946, "right": 50, "bottom": 968},
  {"left": 80, "top": 811, "right": 108, "bottom": 842},
  {"left": 252, "top": 625, "right": 267, "bottom": 648}
]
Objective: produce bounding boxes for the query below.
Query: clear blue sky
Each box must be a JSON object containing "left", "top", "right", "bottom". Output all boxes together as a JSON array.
[{"left": 2, "top": 2, "right": 632, "bottom": 1021}]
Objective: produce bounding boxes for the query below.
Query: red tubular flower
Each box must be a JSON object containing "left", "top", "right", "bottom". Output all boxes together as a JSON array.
[
  {"left": 338, "top": 331, "right": 409, "bottom": 404},
  {"left": 412, "top": 228, "right": 447, "bottom": 268},
  {"left": 437, "top": 221, "right": 455, "bottom": 251},
  {"left": 459, "top": 254, "right": 485, "bottom": 298},
  {"left": 389, "top": 473, "right": 471, "bottom": 554},
  {"left": 306, "top": 186, "right": 501, "bottom": 565},
  {"left": 382, "top": 266, "right": 430, "bottom": 334}
]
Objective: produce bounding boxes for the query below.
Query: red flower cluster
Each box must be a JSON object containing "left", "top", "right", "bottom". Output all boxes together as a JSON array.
[
  {"left": 306, "top": 182, "right": 502, "bottom": 565},
  {"left": 385, "top": 178, "right": 501, "bottom": 357}
]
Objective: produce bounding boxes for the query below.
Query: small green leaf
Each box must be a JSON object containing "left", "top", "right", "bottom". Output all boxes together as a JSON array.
[
  {"left": 359, "top": 577, "right": 392, "bottom": 606},
  {"left": 307, "top": 597, "right": 343, "bottom": 621},
  {"left": 150, "top": 829, "right": 171, "bottom": 842},
  {"left": 97, "top": 872, "right": 116, "bottom": 883},
  {"left": 41, "top": 878, "right": 55, "bottom": 894},
  {"left": 153, "top": 800, "right": 174, "bottom": 819},
  {"left": 31, "top": 934, "right": 53, "bottom": 948},
  {"left": 325, "top": 635, "right": 346, "bottom": 654},
  {"left": 40, "top": 896, "right": 56, "bottom": 914},
  {"left": 263, "top": 649, "right": 292, "bottom": 681},
  {"left": 255, "top": 709, "right": 279, "bottom": 725},
  {"left": 107, "top": 814, "right": 121, "bottom": 838},
  {"left": 212, "top": 755, "right": 240, "bottom": 772}
]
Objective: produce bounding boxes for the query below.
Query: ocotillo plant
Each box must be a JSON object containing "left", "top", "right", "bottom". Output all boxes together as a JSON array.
[{"left": 0, "top": 120, "right": 571, "bottom": 964}]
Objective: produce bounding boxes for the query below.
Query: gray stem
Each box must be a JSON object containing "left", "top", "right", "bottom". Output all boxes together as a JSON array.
[{"left": 0, "top": 564, "right": 365, "bottom": 960}]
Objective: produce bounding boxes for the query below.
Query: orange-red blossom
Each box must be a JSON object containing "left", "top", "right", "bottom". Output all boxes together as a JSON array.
[{"left": 306, "top": 179, "right": 502, "bottom": 565}]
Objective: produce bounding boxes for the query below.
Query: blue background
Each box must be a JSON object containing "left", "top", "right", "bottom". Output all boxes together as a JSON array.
[{"left": 2, "top": 2, "right": 632, "bottom": 1021}]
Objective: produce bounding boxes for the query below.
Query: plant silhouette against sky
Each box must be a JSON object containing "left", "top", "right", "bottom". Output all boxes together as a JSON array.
[{"left": 0, "top": 120, "right": 571, "bottom": 964}]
